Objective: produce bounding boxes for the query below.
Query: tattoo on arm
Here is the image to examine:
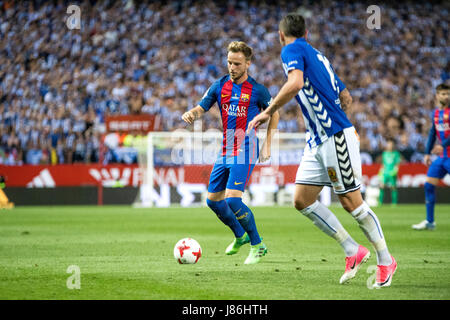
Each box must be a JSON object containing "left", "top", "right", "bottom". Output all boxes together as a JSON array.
[{"left": 341, "top": 99, "right": 349, "bottom": 112}]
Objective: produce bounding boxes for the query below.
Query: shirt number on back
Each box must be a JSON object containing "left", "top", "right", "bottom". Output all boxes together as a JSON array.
[{"left": 317, "top": 54, "right": 337, "bottom": 92}]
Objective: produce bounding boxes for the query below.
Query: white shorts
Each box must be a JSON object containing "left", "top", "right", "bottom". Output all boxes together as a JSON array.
[{"left": 295, "top": 127, "right": 362, "bottom": 194}]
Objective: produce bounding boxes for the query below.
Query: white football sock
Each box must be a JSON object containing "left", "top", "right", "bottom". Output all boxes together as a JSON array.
[
  {"left": 351, "top": 201, "right": 392, "bottom": 266},
  {"left": 300, "top": 201, "right": 359, "bottom": 257}
]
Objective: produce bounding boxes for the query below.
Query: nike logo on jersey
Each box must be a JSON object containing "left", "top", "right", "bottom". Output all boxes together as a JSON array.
[
  {"left": 221, "top": 94, "right": 229, "bottom": 98},
  {"left": 234, "top": 181, "right": 244, "bottom": 185}
]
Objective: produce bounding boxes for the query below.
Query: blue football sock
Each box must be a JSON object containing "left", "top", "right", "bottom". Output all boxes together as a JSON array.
[
  {"left": 424, "top": 182, "right": 436, "bottom": 223},
  {"left": 225, "top": 197, "right": 261, "bottom": 245},
  {"left": 206, "top": 199, "right": 245, "bottom": 238}
]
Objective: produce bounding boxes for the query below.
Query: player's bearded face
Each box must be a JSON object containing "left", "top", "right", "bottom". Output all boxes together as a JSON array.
[
  {"left": 227, "top": 52, "right": 250, "bottom": 82},
  {"left": 436, "top": 90, "right": 449, "bottom": 107}
]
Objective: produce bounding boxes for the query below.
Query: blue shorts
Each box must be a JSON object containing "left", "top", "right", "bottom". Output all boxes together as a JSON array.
[
  {"left": 207, "top": 156, "right": 257, "bottom": 193},
  {"left": 427, "top": 157, "right": 450, "bottom": 179}
]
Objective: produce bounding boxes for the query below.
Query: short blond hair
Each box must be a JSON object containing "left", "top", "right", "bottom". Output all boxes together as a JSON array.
[{"left": 227, "top": 41, "right": 253, "bottom": 61}]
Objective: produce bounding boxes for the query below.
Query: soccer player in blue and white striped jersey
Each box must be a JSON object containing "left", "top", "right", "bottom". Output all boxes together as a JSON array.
[{"left": 248, "top": 13, "right": 397, "bottom": 288}]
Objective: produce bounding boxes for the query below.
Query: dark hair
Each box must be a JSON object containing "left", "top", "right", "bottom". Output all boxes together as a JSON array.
[
  {"left": 279, "top": 13, "right": 306, "bottom": 38},
  {"left": 436, "top": 83, "right": 450, "bottom": 92},
  {"left": 385, "top": 138, "right": 395, "bottom": 145}
]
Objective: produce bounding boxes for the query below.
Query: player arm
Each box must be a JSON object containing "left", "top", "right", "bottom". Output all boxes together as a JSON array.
[
  {"left": 264, "top": 110, "right": 280, "bottom": 146},
  {"left": 264, "top": 70, "right": 303, "bottom": 117},
  {"left": 247, "top": 46, "right": 304, "bottom": 132},
  {"left": 377, "top": 154, "right": 384, "bottom": 175},
  {"left": 182, "top": 105, "right": 206, "bottom": 125},
  {"left": 258, "top": 110, "right": 280, "bottom": 162},
  {"left": 182, "top": 81, "right": 219, "bottom": 125},
  {"left": 391, "top": 164, "right": 399, "bottom": 176},
  {"left": 392, "top": 153, "right": 402, "bottom": 175},
  {"left": 388, "top": 152, "right": 401, "bottom": 174},
  {"left": 339, "top": 88, "right": 353, "bottom": 112},
  {"left": 396, "top": 152, "right": 402, "bottom": 165},
  {"left": 425, "top": 125, "right": 436, "bottom": 155}
]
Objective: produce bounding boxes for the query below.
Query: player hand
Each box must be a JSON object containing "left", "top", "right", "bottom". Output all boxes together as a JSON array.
[
  {"left": 424, "top": 154, "right": 432, "bottom": 166},
  {"left": 431, "top": 145, "right": 443, "bottom": 155},
  {"left": 182, "top": 111, "right": 195, "bottom": 125},
  {"left": 247, "top": 112, "right": 270, "bottom": 133}
]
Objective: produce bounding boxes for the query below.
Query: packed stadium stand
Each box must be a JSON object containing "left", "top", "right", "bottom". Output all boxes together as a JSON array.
[{"left": 0, "top": 0, "right": 449, "bottom": 165}]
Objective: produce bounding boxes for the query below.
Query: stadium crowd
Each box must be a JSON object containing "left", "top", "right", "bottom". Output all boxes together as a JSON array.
[{"left": 0, "top": 0, "right": 449, "bottom": 165}]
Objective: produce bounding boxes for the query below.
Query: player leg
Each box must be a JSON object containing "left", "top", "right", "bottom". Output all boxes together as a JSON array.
[
  {"left": 339, "top": 190, "right": 396, "bottom": 287},
  {"left": 294, "top": 143, "right": 365, "bottom": 284},
  {"left": 424, "top": 178, "right": 438, "bottom": 226},
  {"left": 225, "top": 159, "right": 266, "bottom": 264},
  {"left": 225, "top": 188, "right": 266, "bottom": 264},
  {"left": 331, "top": 128, "right": 396, "bottom": 287},
  {"left": 206, "top": 161, "right": 246, "bottom": 239},
  {"left": 413, "top": 158, "right": 445, "bottom": 230},
  {"left": 389, "top": 175, "right": 398, "bottom": 206},
  {"left": 294, "top": 184, "right": 361, "bottom": 259}
]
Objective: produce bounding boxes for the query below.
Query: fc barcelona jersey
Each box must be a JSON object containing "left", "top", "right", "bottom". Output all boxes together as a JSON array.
[
  {"left": 433, "top": 107, "right": 450, "bottom": 158},
  {"left": 198, "top": 75, "right": 272, "bottom": 157}
]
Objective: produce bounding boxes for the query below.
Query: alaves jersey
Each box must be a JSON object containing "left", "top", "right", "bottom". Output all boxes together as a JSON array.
[
  {"left": 198, "top": 75, "right": 272, "bottom": 157},
  {"left": 281, "top": 38, "right": 352, "bottom": 148}
]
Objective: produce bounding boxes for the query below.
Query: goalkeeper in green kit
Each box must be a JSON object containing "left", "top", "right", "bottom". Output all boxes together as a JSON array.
[{"left": 378, "top": 139, "right": 401, "bottom": 206}]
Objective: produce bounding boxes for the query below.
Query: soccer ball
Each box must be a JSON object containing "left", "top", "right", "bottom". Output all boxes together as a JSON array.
[{"left": 173, "top": 238, "right": 202, "bottom": 264}]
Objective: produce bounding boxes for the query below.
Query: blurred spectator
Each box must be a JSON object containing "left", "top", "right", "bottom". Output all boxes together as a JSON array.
[{"left": 25, "top": 141, "right": 42, "bottom": 165}]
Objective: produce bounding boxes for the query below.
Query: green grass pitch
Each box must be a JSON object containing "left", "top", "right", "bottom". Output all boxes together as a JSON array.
[{"left": 0, "top": 204, "right": 449, "bottom": 300}]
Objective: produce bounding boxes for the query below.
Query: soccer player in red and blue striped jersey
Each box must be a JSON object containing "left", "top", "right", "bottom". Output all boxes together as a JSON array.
[
  {"left": 413, "top": 83, "right": 450, "bottom": 230},
  {"left": 182, "top": 41, "right": 279, "bottom": 264}
]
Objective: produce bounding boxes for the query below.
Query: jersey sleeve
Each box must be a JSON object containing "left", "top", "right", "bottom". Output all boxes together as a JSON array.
[
  {"left": 257, "top": 85, "right": 273, "bottom": 111},
  {"left": 198, "top": 80, "right": 220, "bottom": 111},
  {"left": 281, "top": 44, "right": 305, "bottom": 72}
]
